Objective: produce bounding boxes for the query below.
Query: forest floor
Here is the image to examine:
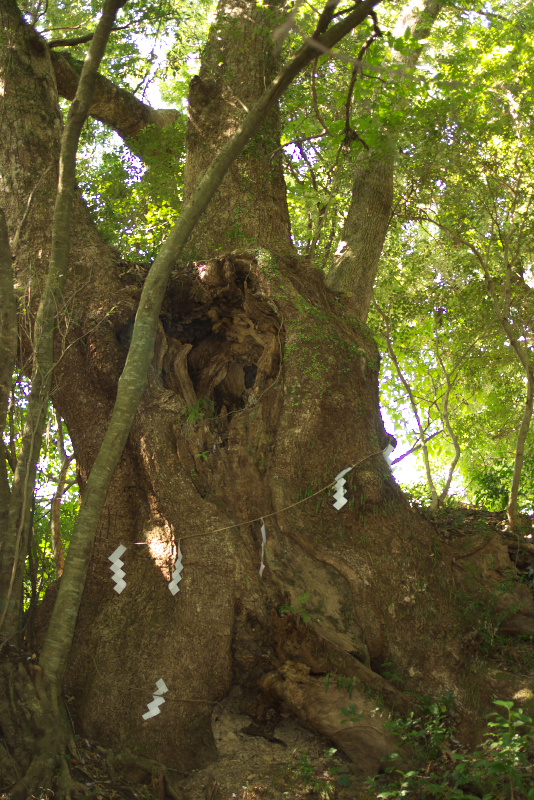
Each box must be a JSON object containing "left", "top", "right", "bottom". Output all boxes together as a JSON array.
[{"left": 2, "top": 506, "right": 533, "bottom": 800}]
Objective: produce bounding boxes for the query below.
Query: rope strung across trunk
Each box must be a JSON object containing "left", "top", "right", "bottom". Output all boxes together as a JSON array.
[{"left": 176, "top": 448, "right": 385, "bottom": 543}]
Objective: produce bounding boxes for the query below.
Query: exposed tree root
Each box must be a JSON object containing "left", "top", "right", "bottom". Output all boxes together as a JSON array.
[
  {"left": 261, "top": 661, "right": 398, "bottom": 772},
  {"left": 106, "top": 750, "right": 185, "bottom": 799}
]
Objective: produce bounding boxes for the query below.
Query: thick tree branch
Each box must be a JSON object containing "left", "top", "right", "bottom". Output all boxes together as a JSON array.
[
  {"left": 313, "top": 0, "right": 341, "bottom": 36},
  {"left": 326, "top": 0, "right": 443, "bottom": 319},
  {"left": 49, "top": 32, "right": 94, "bottom": 48},
  {"left": 50, "top": 49, "right": 181, "bottom": 155}
]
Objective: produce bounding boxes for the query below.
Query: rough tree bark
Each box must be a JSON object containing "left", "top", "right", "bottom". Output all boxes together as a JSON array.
[
  {"left": 39, "top": 0, "right": 383, "bottom": 725},
  {"left": 0, "top": 0, "right": 126, "bottom": 645},
  {"left": 182, "top": 0, "right": 294, "bottom": 258},
  {"left": 1, "top": 0, "right": 533, "bottom": 797},
  {"left": 0, "top": 0, "right": 127, "bottom": 796}
]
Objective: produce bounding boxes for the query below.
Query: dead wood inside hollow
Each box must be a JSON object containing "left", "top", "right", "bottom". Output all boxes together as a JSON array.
[{"left": 156, "top": 255, "right": 283, "bottom": 418}]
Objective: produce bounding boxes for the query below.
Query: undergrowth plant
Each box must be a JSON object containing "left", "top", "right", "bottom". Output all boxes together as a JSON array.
[
  {"left": 279, "top": 593, "right": 324, "bottom": 623},
  {"left": 282, "top": 751, "right": 338, "bottom": 800},
  {"left": 368, "top": 699, "right": 534, "bottom": 799}
]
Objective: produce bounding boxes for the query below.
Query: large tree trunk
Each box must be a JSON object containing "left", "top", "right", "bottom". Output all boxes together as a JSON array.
[
  {"left": 183, "top": 0, "right": 295, "bottom": 258},
  {"left": 1, "top": 0, "right": 534, "bottom": 794}
]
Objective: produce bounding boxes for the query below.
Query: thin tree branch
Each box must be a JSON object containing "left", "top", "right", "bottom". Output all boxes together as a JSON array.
[
  {"left": 343, "top": 8, "right": 382, "bottom": 146},
  {"left": 374, "top": 299, "right": 439, "bottom": 508},
  {"left": 311, "top": 58, "right": 334, "bottom": 135},
  {"left": 391, "top": 429, "right": 442, "bottom": 464},
  {"left": 410, "top": 209, "right": 534, "bottom": 527},
  {"left": 433, "top": 326, "right": 461, "bottom": 503}
]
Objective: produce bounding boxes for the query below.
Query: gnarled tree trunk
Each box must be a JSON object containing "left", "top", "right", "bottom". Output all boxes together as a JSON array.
[{"left": 1, "top": 0, "right": 533, "bottom": 797}]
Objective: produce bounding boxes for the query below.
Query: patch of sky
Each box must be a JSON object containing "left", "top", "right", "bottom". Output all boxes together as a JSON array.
[
  {"left": 381, "top": 406, "right": 423, "bottom": 485},
  {"left": 129, "top": 30, "right": 175, "bottom": 109}
]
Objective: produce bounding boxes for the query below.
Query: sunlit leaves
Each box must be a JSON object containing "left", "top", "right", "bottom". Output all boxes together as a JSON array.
[
  {"left": 371, "top": 212, "right": 532, "bottom": 505},
  {"left": 78, "top": 119, "right": 185, "bottom": 258},
  {"left": 370, "top": 1, "right": 534, "bottom": 505}
]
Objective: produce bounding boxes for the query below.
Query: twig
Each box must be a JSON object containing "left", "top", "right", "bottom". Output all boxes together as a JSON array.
[{"left": 391, "top": 430, "right": 442, "bottom": 464}]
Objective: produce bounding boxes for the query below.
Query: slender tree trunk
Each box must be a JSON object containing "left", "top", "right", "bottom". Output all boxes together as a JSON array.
[
  {"left": 409, "top": 216, "right": 534, "bottom": 529},
  {"left": 0, "top": 211, "right": 17, "bottom": 562},
  {"left": 507, "top": 365, "right": 534, "bottom": 528},
  {"left": 434, "top": 331, "right": 462, "bottom": 505},
  {"left": 477, "top": 248, "right": 533, "bottom": 529},
  {"left": 374, "top": 300, "right": 439, "bottom": 508},
  {"left": 50, "top": 416, "right": 72, "bottom": 577}
]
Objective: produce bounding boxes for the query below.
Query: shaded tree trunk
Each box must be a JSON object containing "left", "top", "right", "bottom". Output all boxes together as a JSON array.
[
  {"left": 0, "top": 211, "right": 17, "bottom": 570},
  {"left": 0, "top": 0, "right": 125, "bottom": 644},
  {"left": 326, "top": 0, "right": 443, "bottom": 320}
]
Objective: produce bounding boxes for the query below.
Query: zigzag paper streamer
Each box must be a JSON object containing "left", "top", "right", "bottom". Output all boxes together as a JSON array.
[
  {"left": 259, "top": 520, "right": 266, "bottom": 578},
  {"left": 382, "top": 442, "right": 395, "bottom": 467},
  {"left": 109, "top": 544, "right": 127, "bottom": 594},
  {"left": 333, "top": 467, "right": 352, "bottom": 511},
  {"left": 168, "top": 547, "right": 183, "bottom": 595},
  {"left": 142, "top": 678, "right": 169, "bottom": 720}
]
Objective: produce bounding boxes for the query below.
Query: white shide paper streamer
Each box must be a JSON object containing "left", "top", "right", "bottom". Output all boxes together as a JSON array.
[
  {"left": 142, "top": 678, "right": 169, "bottom": 720},
  {"left": 333, "top": 467, "right": 352, "bottom": 511},
  {"left": 382, "top": 442, "right": 395, "bottom": 467},
  {"left": 168, "top": 547, "right": 184, "bottom": 595},
  {"left": 109, "top": 544, "right": 127, "bottom": 594},
  {"left": 259, "top": 520, "right": 267, "bottom": 578}
]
